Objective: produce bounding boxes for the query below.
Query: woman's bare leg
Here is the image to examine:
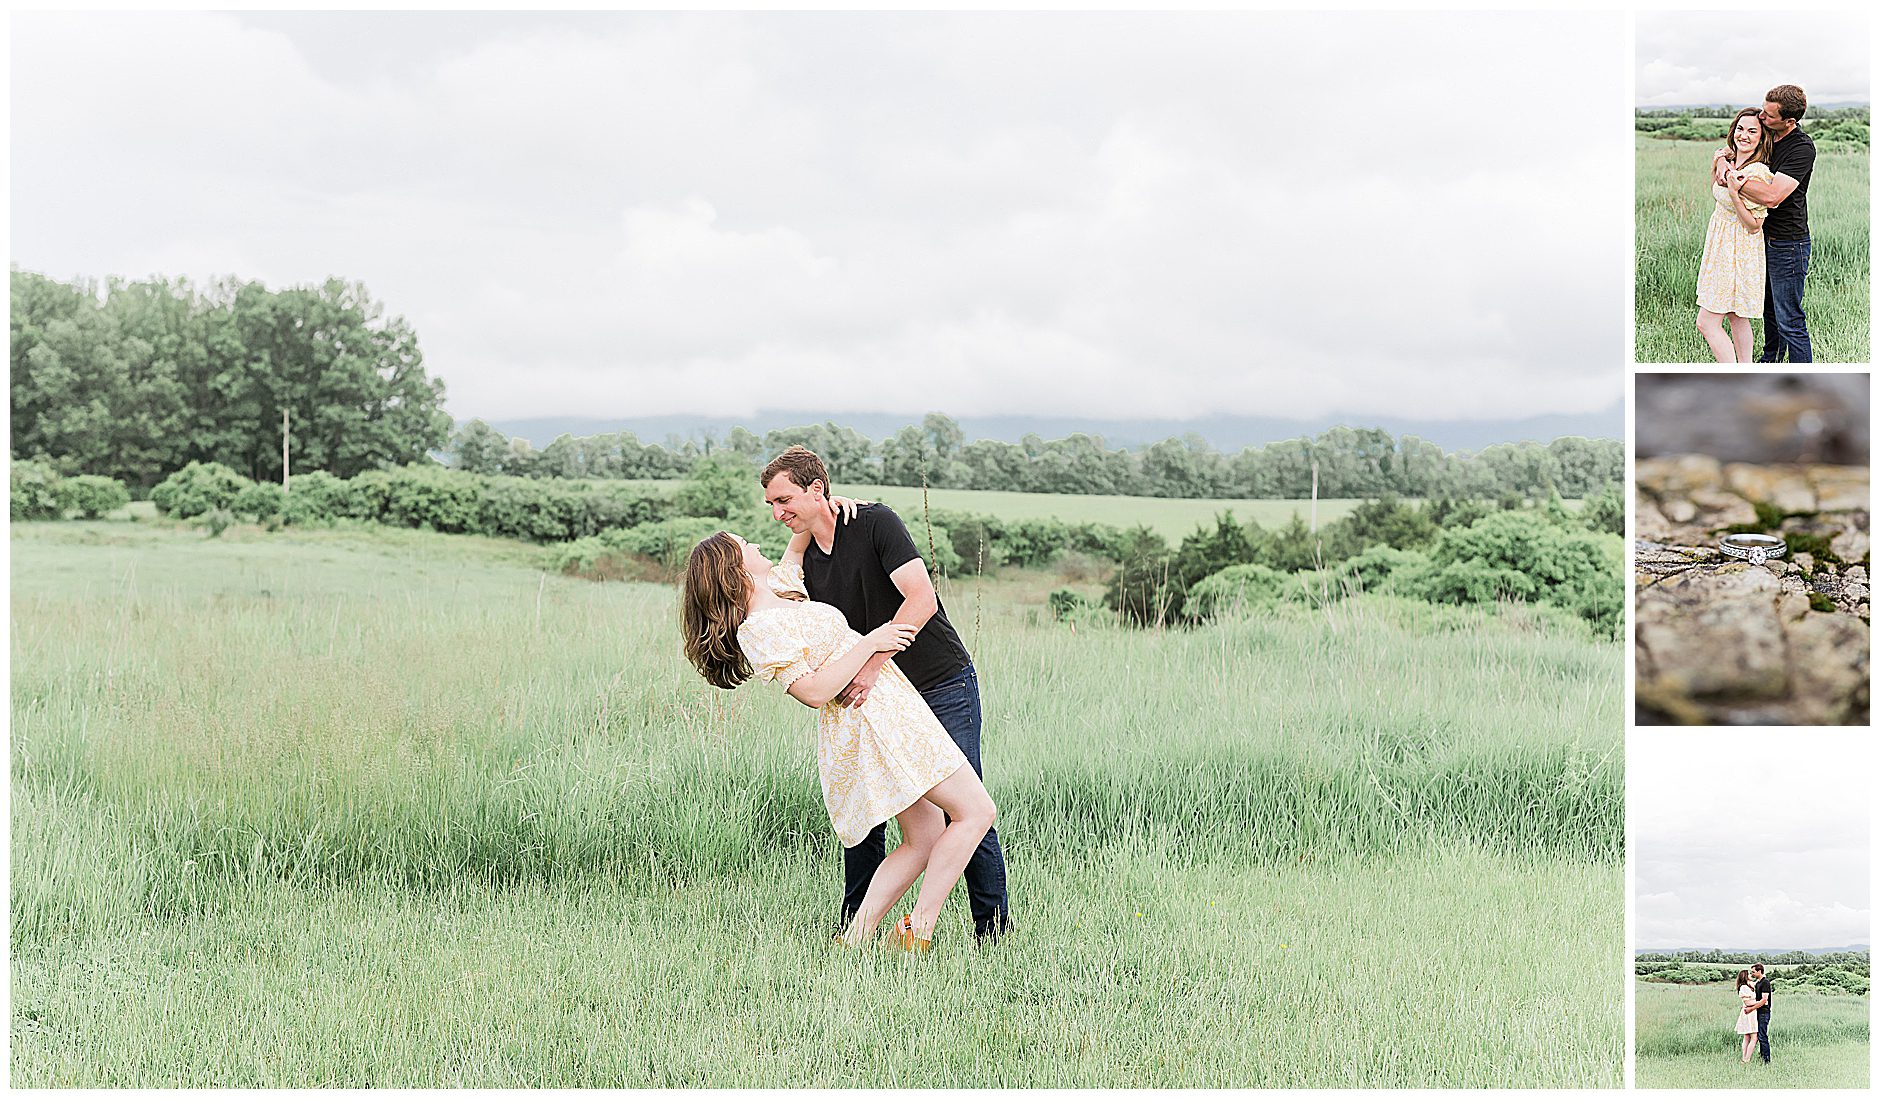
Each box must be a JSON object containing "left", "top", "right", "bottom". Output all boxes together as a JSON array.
[
  {"left": 841, "top": 800, "right": 944, "bottom": 944},
  {"left": 903, "top": 766, "right": 997, "bottom": 941},
  {"left": 1697, "top": 309, "right": 1736, "bottom": 362},
  {"left": 1728, "top": 314, "right": 1755, "bottom": 363},
  {"left": 1741, "top": 1032, "right": 1754, "bottom": 1062}
]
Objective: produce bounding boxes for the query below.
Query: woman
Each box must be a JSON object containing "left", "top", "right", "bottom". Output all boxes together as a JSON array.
[
  {"left": 680, "top": 529, "right": 997, "bottom": 951},
  {"left": 1734, "top": 969, "right": 1759, "bottom": 1062},
  {"left": 1695, "top": 107, "right": 1777, "bottom": 363}
]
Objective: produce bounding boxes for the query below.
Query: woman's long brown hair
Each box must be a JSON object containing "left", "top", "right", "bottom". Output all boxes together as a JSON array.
[
  {"left": 1735, "top": 969, "right": 1751, "bottom": 990},
  {"left": 1726, "top": 107, "right": 1774, "bottom": 168},
  {"left": 682, "top": 532, "right": 754, "bottom": 689}
]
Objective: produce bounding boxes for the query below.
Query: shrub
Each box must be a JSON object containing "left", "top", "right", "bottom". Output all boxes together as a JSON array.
[
  {"left": 55, "top": 474, "right": 131, "bottom": 519},
  {"left": 1428, "top": 510, "right": 1623, "bottom": 637},
  {"left": 673, "top": 455, "right": 755, "bottom": 520},
  {"left": 151, "top": 462, "right": 252, "bottom": 519},
  {"left": 1047, "top": 588, "right": 1087, "bottom": 622},
  {"left": 378, "top": 465, "right": 481, "bottom": 533},
  {"left": 202, "top": 508, "right": 234, "bottom": 538},
  {"left": 1183, "top": 563, "right": 1290, "bottom": 620},
  {"left": 230, "top": 481, "right": 286, "bottom": 521},
  {"left": 282, "top": 471, "right": 355, "bottom": 526},
  {"left": 1104, "top": 526, "right": 1179, "bottom": 626},
  {"left": 479, "top": 477, "right": 574, "bottom": 542},
  {"left": 1336, "top": 545, "right": 1434, "bottom": 595},
  {"left": 11, "top": 459, "right": 65, "bottom": 520}
]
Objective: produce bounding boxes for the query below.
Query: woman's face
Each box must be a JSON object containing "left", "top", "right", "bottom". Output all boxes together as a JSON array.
[
  {"left": 1733, "top": 114, "right": 1762, "bottom": 151},
  {"left": 728, "top": 533, "right": 770, "bottom": 575}
]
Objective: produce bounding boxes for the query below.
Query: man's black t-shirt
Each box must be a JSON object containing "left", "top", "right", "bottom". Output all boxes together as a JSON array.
[
  {"left": 1754, "top": 976, "right": 1773, "bottom": 1015},
  {"left": 801, "top": 504, "right": 970, "bottom": 692},
  {"left": 1763, "top": 127, "right": 1815, "bottom": 241}
]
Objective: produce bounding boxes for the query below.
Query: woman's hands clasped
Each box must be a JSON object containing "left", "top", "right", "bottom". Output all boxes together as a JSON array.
[{"left": 866, "top": 622, "right": 919, "bottom": 653}]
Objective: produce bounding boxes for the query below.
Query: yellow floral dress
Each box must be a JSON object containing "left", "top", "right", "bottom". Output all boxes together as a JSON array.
[
  {"left": 1695, "top": 161, "right": 1774, "bottom": 317},
  {"left": 736, "top": 561, "right": 966, "bottom": 848}
]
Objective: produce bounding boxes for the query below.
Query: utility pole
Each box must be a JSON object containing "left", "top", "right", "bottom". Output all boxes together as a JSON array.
[{"left": 1310, "top": 459, "right": 1319, "bottom": 533}]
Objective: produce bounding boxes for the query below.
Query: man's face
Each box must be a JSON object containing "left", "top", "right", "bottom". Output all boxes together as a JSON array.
[
  {"left": 763, "top": 472, "right": 823, "bottom": 533},
  {"left": 1758, "top": 101, "right": 1790, "bottom": 134}
]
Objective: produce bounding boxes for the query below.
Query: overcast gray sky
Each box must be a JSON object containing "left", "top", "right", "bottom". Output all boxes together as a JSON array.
[
  {"left": 1637, "top": 10, "right": 1871, "bottom": 108},
  {"left": 1634, "top": 730, "right": 1871, "bottom": 950},
  {"left": 12, "top": 11, "right": 1627, "bottom": 424}
]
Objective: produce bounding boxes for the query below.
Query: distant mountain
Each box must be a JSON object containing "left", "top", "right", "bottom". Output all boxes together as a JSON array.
[
  {"left": 469, "top": 405, "right": 1623, "bottom": 454},
  {"left": 1637, "top": 945, "right": 1869, "bottom": 955}
]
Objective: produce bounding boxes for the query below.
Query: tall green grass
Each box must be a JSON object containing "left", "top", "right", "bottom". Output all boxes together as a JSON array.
[
  {"left": 1634, "top": 980, "right": 1869, "bottom": 1089},
  {"left": 10, "top": 520, "right": 1623, "bottom": 1086},
  {"left": 1636, "top": 136, "right": 1870, "bottom": 363}
]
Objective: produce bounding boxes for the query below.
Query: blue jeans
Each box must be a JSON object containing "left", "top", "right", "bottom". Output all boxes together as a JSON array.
[
  {"left": 841, "top": 665, "right": 1012, "bottom": 938},
  {"left": 1757, "top": 1010, "right": 1771, "bottom": 1062},
  {"left": 1758, "top": 237, "right": 1812, "bottom": 363}
]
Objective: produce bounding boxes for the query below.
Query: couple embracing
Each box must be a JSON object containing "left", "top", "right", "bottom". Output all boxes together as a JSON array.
[
  {"left": 1695, "top": 84, "right": 1817, "bottom": 363},
  {"left": 680, "top": 446, "right": 1012, "bottom": 950},
  {"left": 1733, "top": 964, "right": 1774, "bottom": 1065}
]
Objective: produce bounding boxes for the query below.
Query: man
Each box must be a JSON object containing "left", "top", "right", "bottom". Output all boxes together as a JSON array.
[
  {"left": 1714, "top": 84, "right": 1816, "bottom": 362},
  {"left": 1742, "top": 962, "right": 1773, "bottom": 1063},
  {"left": 760, "top": 445, "right": 1013, "bottom": 941}
]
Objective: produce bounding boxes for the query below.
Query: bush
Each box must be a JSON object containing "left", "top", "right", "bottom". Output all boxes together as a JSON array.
[
  {"left": 377, "top": 465, "right": 482, "bottom": 533},
  {"left": 1428, "top": 510, "right": 1623, "bottom": 637},
  {"left": 1047, "top": 588, "right": 1087, "bottom": 622},
  {"left": 282, "top": 470, "right": 356, "bottom": 526},
  {"left": 479, "top": 476, "right": 574, "bottom": 542},
  {"left": 11, "top": 459, "right": 65, "bottom": 520},
  {"left": 151, "top": 462, "right": 252, "bottom": 519},
  {"left": 1183, "top": 563, "right": 1290, "bottom": 620},
  {"left": 1336, "top": 545, "right": 1434, "bottom": 595},
  {"left": 55, "top": 474, "right": 131, "bottom": 519},
  {"left": 230, "top": 481, "right": 285, "bottom": 521},
  {"left": 1104, "top": 526, "right": 1179, "bottom": 626},
  {"left": 201, "top": 507, "right": 234, "bottom": 538},
  {"left": 913, "top": 521, "right": 964, "bottom": 578},
  {"left": 673, "top": 455, "right": 755, "bottom": 520}
]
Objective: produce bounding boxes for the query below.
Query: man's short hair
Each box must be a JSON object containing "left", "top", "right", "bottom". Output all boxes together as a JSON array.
[
  {"left": 1765, "top": 85, "right": 1807, "bottom": 122},
  {"left": 1751, "top": 963, "right": 1765, "bottom": 974},
  {"left": 761, "top": 445, "right": 830, "bottom": 495}
]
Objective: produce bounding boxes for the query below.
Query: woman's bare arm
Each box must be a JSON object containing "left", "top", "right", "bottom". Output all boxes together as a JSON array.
[
  {"left": 782, "top": 530, "right": 811, "bottom": 570},
  {"left": 785, "top": 622, "right": 917, "bottom": 709}
]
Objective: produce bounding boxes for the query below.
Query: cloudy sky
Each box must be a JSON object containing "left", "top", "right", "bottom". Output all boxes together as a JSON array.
[
  {"left": 1634, "top": 730, "right": 1871, "bottom": 950},
  {"left": 12, "top": 11, "right": 1627, "bottom": 425},
  {"left": 1637, "top": 10, "right": 1871, "bottom": 108}
]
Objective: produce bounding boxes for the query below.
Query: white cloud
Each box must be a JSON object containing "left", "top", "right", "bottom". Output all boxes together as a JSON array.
[
  {"left": 1636, "top": 12, "right": 1871, "bottom": 107},
  {"left": 1633, "top": 730, "right": 1872, "bottom": 949},
  {"left": 12, "top": 11, "right": 1628, "bottom": 423}
]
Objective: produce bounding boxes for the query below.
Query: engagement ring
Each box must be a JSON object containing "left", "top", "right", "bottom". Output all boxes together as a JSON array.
[{"left": 1717, "top": 533, "right": 1788, "bottom": 566}]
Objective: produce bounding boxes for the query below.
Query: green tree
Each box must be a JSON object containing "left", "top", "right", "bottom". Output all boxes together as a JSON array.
[{"left": 448, "top": 419, "right": 514, "bottom": 475}]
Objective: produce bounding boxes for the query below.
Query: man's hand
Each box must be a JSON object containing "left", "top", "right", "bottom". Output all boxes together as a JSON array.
[
  {"left": 1712, "top": 148, "right": 1731, "bottom": 187},
  {"left": 837, "top": 665, "right": 881, "bottom": 708}
]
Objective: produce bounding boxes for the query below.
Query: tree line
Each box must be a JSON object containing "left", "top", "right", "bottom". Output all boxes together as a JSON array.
[
  {"left": 1636, "top": 107, "right": 1870, "bottom": 148},
  {"left": 13, "top": 269, "right": 1621, "bottom": 504},
  {"left": 454, "top": 414, "right": 1622, "bottom": 503},
  {"left": 1638, "top": 949, "right": 1869, "bottom": 968}
]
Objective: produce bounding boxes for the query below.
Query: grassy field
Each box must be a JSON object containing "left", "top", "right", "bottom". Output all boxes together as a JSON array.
[
  {"left": 1635, "top": 136, "right": 1870, "bottom": 363},
  {"left": 1634, "top": 979, "right": 1870, "bottom": 1090},
  {"left": 10, "top": 519, "right": 1623, "bottom": 1086}
]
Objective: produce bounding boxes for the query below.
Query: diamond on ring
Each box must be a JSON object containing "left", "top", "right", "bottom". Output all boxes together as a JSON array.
[{"left": 1718, "top": 533, "right": 1787, "bottom": 566}]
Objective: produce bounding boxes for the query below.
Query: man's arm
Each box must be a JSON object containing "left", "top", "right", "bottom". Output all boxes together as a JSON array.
[
  {"left": 1736, "top": 172, "right": 1798, "bottom": 208},
  {"left": 838, "top": 559, "right": 938, "bottom": 706}
]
